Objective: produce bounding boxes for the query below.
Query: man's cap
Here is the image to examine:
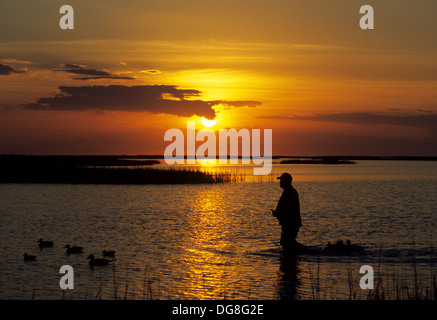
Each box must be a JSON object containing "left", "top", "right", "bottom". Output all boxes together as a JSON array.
[{"left": 277, "top": 172, "right": 292, "bottom": 182}]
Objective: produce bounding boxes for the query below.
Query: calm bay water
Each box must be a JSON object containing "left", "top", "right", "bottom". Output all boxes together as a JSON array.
[{"left": 0, "top": 161, "right": 436, "bottom": 300}]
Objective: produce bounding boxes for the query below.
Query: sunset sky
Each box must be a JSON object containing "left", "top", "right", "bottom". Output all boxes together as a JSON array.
[{"left": 1, "top": 0, "right": 436, "bottom": 156}]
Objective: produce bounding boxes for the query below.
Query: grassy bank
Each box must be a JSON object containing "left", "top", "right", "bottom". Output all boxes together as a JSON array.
[
  {"left": 0, "top": 166, "right": 233, "bottom": 184},
  {"left": 0, "top": 155, "right": 234, "bottom": 184}
]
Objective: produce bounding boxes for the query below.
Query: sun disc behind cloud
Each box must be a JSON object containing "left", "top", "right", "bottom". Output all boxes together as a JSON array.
[{"left": 201, "top": 117, "right": 217, "bottom": 127}]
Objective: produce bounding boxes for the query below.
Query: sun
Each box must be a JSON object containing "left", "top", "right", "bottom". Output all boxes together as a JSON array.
[{"left": 201, "top": 117, "right": 217, "bottom": 128}]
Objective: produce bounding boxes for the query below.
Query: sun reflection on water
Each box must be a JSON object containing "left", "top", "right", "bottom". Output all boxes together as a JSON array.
[{"left": 178, "top": 187, "right": 239, "bottom": 299}]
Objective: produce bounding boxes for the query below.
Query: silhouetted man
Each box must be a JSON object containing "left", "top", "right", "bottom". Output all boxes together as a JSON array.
[{"left": 271, "top": 173, "right": 302, "bottom": 252}]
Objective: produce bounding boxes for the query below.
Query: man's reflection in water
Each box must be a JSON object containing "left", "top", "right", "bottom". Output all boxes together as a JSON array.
[{"left": 277, "top": 252, "right": 300, "bottom": 300}]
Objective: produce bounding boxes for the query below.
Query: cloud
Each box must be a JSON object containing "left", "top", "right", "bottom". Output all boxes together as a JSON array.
[
  {"left": 386, "top": 108, "right": 404, "bottom": 111},
  {"left": 21, "top": 85, "right": 261, "bottom": 118},
  {"left": 55, "top": 64, "right": 135, "bottom": 80},
  {"left": 0, "top": 63, "right": 25, "bottom": 75},
  {"left": 211, "top": 100, "right": 262, "bottom": 109},
  {"left": 258, "top": 112, "right": 437, "bottom": 134},
  {"left": 416, "top": 109, "right": 435, "bottom": 114},
  {"left": 73, "top": 76, "right": 136, "bottom": 80},
  {"left": 140, "top": 69, "right": 161, "bottom": 75},
  {"left": 0, "top": 59, "right": 32, "bottom": 64}
]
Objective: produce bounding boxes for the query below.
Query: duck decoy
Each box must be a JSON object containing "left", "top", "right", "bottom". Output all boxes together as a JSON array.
[
  {"left": 334, "top": 240, "right": 346, "bottom": 250},
  {"left": 38, "top": 238, "right": 54, "bottom": 248},
  {"left": 346, "top": 240, "right": 364, "bottom": 252},
  {"left": 23, "top": 253, "right": 37, "bottom": 261},
  {"left": 324, "top": 240, "right": 347, "bottom": 253},
  {"left": 87, "top": 254, "right": 114, "bottom": 267},
  {"left": 64, "top": 244, "right": 84, "bottom": 254},
  {"left": 325, "top": 242, "right": 333, "bottom": 250},
  {"left": 102, "top": 250, "right": 116, "bottom": 258}
]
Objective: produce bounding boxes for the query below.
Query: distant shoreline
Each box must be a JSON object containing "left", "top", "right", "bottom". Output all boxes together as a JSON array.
[
  {"left": 276, "top": 155, "right": 437, "bottom": 161},
  {"left": 279, "top": 158, "right": 355, "bottom": 165},
  {"left": 1, "top": 154, "right": 437, "bottom": 161}
]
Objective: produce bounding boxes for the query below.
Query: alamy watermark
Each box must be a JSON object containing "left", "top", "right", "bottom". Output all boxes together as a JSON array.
[
  {"left": 59, "top": 265, "right": 74, "bottom": 290},
  {"left": 58, "top": 5, "right": 375, "bottom": 31},
  {"left": 164, "top": 121, "right": 273, "bottom": 175},
  {"left": 359, "top": 265, "right": 374, "bottom": 289}
]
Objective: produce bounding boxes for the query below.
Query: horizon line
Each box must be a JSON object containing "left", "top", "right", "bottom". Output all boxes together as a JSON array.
[{"left": 1, "top": 154, "right": 437, "bottom": 160}]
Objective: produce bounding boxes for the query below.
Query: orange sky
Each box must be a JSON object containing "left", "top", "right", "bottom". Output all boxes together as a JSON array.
[{"left": 1, "top": 1, "right": 436, "bottom": 155}]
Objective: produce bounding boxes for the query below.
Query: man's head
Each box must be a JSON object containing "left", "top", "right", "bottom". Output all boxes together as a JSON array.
[{"left": 277, "top": 172, "right": 292, "bottom": 188}]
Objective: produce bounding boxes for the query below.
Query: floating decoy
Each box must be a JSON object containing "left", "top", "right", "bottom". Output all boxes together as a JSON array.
[
  {"left": 38, "top": 238, "right": 54, "bottom": 248},
  {"left": 102, "top": 250, "right": 116, "bottom": 258},
  {"left": 87, "top": 254, "right": 114, "bottom": 267},
  {"left": 346, "top": 240, "right": 364, "bottom": 252},
  {"left": 64, "top": 244, "right": 84, "bottom": 254},
  {"left": 324, "top": 240, "right": 365, "bottom": 253},
  {"left": 334, "top": 240, "right": 346, "bottom": 250},
  {"left": 324, "top": 242, "right": 333, "bottom": 250},
  {"left": 324, "top": 240, "right": 345, "bottom": 252},
  {"left": 23, "top": 253, "right": 37, "bottom": 261}
]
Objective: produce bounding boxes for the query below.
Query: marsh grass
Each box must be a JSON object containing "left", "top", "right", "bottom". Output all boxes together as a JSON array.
[
  {"left": 54, "top": 251, "right": 435, "bottom": 301},
  {"left": 0, "top": 165, "right": 236, "bottom": 184},
  {"left": 309, "top": 245, "right": 436, "bottom": 300},
  {"left": 0, "top": 154, "right": 284, "bottom": 184},
  {"left": 306, "top": 263, "right": 436, "bottom": 300},
  {"left": 0, "top": 154, "right": 246, "bottom": 184},
  {"left": 197, "top": 168, "right": 244, "bottom": 183}
]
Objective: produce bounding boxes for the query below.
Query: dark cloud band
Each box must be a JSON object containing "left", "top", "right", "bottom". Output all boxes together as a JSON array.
[
  {"left": 55, "top": 64, "right": 135, "bottom": 80},
  {"left": 22, "top": 85, "right": 261, "bottom": 119},
  {"left": 0, "top": 63, "right": 25, "bottom": 75}
]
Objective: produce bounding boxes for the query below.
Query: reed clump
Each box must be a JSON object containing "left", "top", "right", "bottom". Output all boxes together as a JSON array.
[
  {"left": 308, "top": 251, "right": 436, "bottom": 300},
  {"left": 345, "top": 268, "right": 436, "bottom": 300}
]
